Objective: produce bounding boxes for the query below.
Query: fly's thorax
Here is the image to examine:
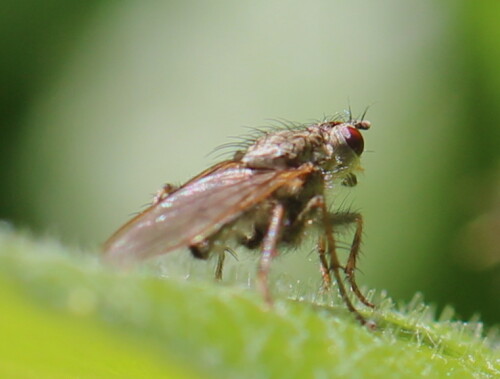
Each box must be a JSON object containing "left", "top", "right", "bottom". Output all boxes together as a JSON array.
[{"left": 240, "top": 126, "right": 330, "bottom": 169}]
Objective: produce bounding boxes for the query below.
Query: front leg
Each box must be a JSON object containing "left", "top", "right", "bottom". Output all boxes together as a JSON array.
[
  {"left": 318, "top": 197, "right": 370, "bottom": 325},
  {"left": 331, "top": 211, "right": 374, "bottom": 308},
  {"left": 288, "top": 197, "right": 374, "bottom": 310}
]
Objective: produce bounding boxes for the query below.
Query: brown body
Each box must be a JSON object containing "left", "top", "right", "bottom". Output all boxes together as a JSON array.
[{"left": 103, "top": 116, "right": 374, "bottom": 325}]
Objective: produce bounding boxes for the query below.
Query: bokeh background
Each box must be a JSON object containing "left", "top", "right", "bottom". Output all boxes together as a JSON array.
[{"left": 1, "top": 1, "right": 498, "bottom": 325}]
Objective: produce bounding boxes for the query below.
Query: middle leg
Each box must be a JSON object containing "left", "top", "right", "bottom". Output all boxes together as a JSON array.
[
  {"left": 290, "top": 195, "right": 333, "bottom": 288},
  {"left": 257, "top": 202, "right": 285, "bottom": 306}
]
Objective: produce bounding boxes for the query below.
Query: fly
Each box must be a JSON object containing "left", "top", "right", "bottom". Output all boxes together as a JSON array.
[{"left": 103, "top": 112, "right": 374, "bottom": 325}]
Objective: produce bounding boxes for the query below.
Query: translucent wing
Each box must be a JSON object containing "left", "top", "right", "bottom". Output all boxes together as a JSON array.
[{"left": 103, "top": 162, "right": 313, "bottom": 265}]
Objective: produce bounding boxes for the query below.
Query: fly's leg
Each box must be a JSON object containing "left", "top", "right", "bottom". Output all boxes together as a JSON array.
[
  {"left": 257, "top": 202, "right": 285, "bottom": 306},
  {"left": 289, "top": 195, "right": 373, "bottom": 312},
  {"left": 152, "top": 183, "right": 177, "bottom": 205},
  {"left": 316, "top": 236, "right": 332, "bottom": 290},
  {"left": 190, "top": 239, "right": 226, "bottom": 281},
  {"left": 215, "top": 247, "right": 240, "bottom": 281},
  {"left": 318, "top": 196, "right": 368, "bottom": 325},
  {"left": 331, "top": 212, "right": 374, "bottom": 308},
  {"left": 215, "top": 250, "right": 225, "bottom": 281},
  {"left": 292, "top": 195, "right": 332, "bottom": 288},
  {"left": 192, "top": 241, "right": 237, "bottom": 281}
]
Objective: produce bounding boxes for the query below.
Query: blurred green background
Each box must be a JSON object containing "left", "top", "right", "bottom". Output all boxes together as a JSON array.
[{"left": 1, "top": 0, "right": 498, "bottom": 326}]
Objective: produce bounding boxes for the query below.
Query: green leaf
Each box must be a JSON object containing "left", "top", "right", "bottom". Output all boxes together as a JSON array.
[{"left": 0, "top": 226, "right": 497, "bottom": 378}]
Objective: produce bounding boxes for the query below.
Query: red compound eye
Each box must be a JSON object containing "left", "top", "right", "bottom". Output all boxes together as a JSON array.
[{"left": 343, "top": 126, "right": 364, "bottom": 155}]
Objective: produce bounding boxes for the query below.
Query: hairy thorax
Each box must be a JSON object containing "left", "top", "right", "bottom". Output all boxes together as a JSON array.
[{"left": 241, "top": 126, "right": 328, "bottom": 169}]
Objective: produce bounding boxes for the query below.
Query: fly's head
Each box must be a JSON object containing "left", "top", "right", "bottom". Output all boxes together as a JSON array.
[{"left": 320, "top": 119, "right": 371, "bottom": 179}]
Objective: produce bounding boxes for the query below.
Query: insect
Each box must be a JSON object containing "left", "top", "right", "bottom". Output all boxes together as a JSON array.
[{"left": 103, "top": 112, "right": 374, "bottom": 325}]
